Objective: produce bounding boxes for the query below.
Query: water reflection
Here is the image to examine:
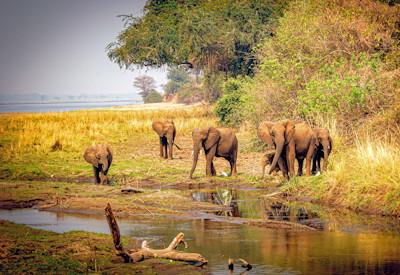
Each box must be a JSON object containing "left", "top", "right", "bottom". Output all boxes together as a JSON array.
[
  {"left": 192, "top": 189, "right": 400, "bottom": 233},
  {"left": 1, "top": 209, "right": 400, "bottom": 274}
]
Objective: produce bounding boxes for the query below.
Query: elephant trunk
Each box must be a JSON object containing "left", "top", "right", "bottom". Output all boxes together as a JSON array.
[
  {"left": 268, "top": 141, "right": 284, "bottom": 174},
  {"left": 190, "top": 143, "right": 201, "bottom": 178},
  {"left": 101, "top": 156, "right": 109, "bottom": 173},
  {"left": 322, "top": 142, "right": 330, "bottom": 172}
]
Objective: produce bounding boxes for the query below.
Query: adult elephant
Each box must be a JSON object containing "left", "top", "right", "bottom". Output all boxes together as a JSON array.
[
  {"left": 189, "top": 127, "right": 238, "bottom": 178},
  {"left": 312, "top": 128, "right": 333, "bottom": 174},
  {"left": 258, "top": 120, "right": 315, "bottom": 177},
  {"left": 152, "top": 120, "right": 180, "bottom": 159},
  {"left": 83, "top": 144, "right": 113, "bottom": 184}
]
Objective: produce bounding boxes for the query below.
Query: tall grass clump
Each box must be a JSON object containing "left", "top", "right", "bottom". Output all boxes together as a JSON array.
[{"left": 284, "top": 136, "right": 400, "bottom": 215}]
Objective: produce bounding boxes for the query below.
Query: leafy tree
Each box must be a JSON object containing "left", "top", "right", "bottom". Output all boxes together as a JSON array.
[
  {"left": 163, "top": 67, "right": 190, "bottom": 95},
  {"left": 133, "top": 75, "right": 156, "bottom": 99},
  {"left": 108, "top": 0, "right": 288, "bottom": 101},
  {"left": 144, "top": 89, "right": 163, "bottom": 103}
]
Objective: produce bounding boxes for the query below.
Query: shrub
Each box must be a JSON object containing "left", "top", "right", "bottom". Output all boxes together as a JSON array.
[
  {"left": 241, "top": 0, "right": 400, "bottom": 131},
  {"left": 214, "top": 78, "right": 248, "bottom": 126},
  {"left": 144, "top": 90, "right": 162, "bottom": 103}
]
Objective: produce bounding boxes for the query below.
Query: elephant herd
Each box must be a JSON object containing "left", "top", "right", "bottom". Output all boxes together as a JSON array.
[{"left": 83, "top": 119, "right": 332, "bottom": 185}]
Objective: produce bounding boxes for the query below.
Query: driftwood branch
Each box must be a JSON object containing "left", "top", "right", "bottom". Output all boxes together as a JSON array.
[{"left": 104, "top": 203, "right": 207, "bottom": 266}]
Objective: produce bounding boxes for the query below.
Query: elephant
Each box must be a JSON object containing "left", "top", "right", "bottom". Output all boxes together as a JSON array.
[
  {"left": 83, "top": 144, "right": 113, "bottom": 184},
  {"left": 257, "top": 120, "right": 316, "bottom": 177},
  {"left": 152, "top": 120, "right": 180, "bottom": 159},
  {"left": 189, "top": 127, "right": 238, "bottom": 178},
  {"left": 312, "top": 128, "right": 333, "bottom": 174},
  {"left": 261, "top": 149, "right": 288, "bottom": 178}
]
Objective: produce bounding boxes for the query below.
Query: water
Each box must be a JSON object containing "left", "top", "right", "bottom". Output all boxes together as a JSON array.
[
  {"left": 0, "top": 100, "right": 140, "bottom": 113},
  {"left": 1, "top": 208, "right": 400, "bottom": 274},
  {"left": 192, "top": 189, "right": 400, "bottom": 233}
]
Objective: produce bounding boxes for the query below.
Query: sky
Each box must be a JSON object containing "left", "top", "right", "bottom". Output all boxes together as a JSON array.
[{"left": 0, "top": 0, "right": 168, "bottom": 100}]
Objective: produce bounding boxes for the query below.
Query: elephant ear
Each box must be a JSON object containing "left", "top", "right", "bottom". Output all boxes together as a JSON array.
[
  {"left": 83, "top": 148, "right": 99, "bottom": 168},
  {"left": 204, "top": 127, "right": 220, "bottom": 150},
  {"left": 106, "top": 146, "right": 113, "bottom": 166},
  {"left": 152, "top": 121, "right": 166, "bottom": 136},
  {"left": 283, "top": 120, "right": 295, "bottom": 145},
  {"left": 257, "top": 121, "right": 274, "bottom": 146},
  {"left": 328, "top": 136, "right": 333, "bottom": 152}
]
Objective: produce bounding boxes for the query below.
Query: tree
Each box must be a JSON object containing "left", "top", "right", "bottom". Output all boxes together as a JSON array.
[
  {"left": 163, "top": 67, "right": 190, "bottom": 95},
  {"left": 107, "top": 0, "right": 288, "bottom": 101},
  {"left": 133, "top": 75, "right": 156, "bottom": 99},
  {"left": 144, "top": 90, "right": 162, "bottom": 103}
]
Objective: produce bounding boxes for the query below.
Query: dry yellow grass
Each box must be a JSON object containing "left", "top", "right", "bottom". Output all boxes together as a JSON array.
[{"left": 0, "top": 106, "right": 216, "bottom": 161}]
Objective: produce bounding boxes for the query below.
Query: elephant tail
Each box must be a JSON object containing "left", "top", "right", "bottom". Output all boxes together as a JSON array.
[{"left": 173, "top": 143, "right": 182, "bottom": 150}]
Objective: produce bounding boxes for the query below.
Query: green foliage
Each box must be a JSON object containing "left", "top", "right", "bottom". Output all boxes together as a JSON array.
[
  {"left": 240, "top": 0, "right": 400, "bottom": 127},
  {"left": 108, "top": 0, "right": 288, "bottom": 101},
  {"left": 163, "top": 66, "right": 191, "bottom": 95},
  {"left": 215, "top": 78, "right": 248, "bottom": 126},
  {"left": 298, "top": 54, "right": 380, "bottom": 118},
  {"left": 144, "top": 90, "right": 163, "bottom": 103}
]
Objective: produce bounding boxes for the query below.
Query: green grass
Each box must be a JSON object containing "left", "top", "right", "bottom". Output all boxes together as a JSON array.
[{"left": 0, "top": 221, "right": 205, "bottom": 274}]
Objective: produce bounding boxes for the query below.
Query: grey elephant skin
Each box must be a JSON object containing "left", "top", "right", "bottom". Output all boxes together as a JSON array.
[
  {"left": 190, "top": 127, "right": 238, "bottom": 178},
  {"left": 312, "top": 128, "right": 333, "bottom": 174},
  {"left": 152, "top": 120, "right": 177, "bottom": 159},
  {"left": 83, "top": 144, "right": 113, "bottom": 184},
  {"left": 258, "top": 120, "right": 316, "bottom": 178}
]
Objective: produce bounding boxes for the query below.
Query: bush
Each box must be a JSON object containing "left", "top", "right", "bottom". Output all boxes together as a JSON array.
[
  {"left": 214, "top": 78, "right": 248, "bottom": 126},
  {"left": 241, "top": 0, "right": 400, "bottom": 130},
  {"left": 144, "top": 90, "right": 162, "bottom": 103}
]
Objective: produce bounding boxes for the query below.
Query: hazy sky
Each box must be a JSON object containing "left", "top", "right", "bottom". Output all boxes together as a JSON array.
[{"left": 0, "top": 0, "right": 168, "bottom": 98}]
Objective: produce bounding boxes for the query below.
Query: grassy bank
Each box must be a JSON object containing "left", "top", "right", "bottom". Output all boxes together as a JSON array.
[
  {"left": 0, "top": 220, "right": 206, "bottom": 274},
  {"left": 284, "top": 138, "right": 400, "bottom": 215}
]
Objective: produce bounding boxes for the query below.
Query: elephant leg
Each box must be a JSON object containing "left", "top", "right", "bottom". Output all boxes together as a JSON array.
[
  {"left": 211, "top": 161, "right": 217, "bottom": 176},
  {"left": 168, "top": 138, "right": 173, "bottom": 160},
  {"left": 297, "top": 158, "right": 303, "bottom": 176},
  {"left": 163, "top": 141, "right": 168, "bottom": 159},
  {"left": 229, "top": 149, "right": 238, "bottom": 176},
  {"left": 278, "top": 157, "right": 289, "bottom": 178},
  {"left": 229, "top": 159, "right": 237, "bottom": 176},
  {"left": 159, "top": 137, "right": 164, "bottom": 158},
  {"left": 312, "top": 154, "right": 318, "bottom": 175},
  {"left": 318, "top": 154, "right": 323, "bottom": 172},
  {"left": 305, "top": 145, "right": 315, "bottom": 176},
  {"left": 93, "top": 166, "right": 100, "bottom": 184},
  {"left": 286, "top": 144, "right": 295, "bottom": 177},
  {"left": 206, "top": 146, "right": 217, "bottom": 176}
]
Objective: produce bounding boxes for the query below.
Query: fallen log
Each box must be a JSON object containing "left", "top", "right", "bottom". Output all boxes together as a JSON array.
[{"left": 104, "top": 203, "right": 208, "bottom": 266}]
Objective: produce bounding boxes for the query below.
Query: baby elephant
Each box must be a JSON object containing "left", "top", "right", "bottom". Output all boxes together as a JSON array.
[
  {"left": 312, "top": 128, "right": 333, "bottom": 174},
  {"left": 83, "top": 144, "right": 113, "bottom": 184},
  {"left": 261, "top": 149, "right": 288, "bottom": 178}
]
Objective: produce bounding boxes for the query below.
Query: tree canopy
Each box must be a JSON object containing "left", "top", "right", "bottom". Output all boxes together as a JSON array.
[{"left": 107, "top": 0, "right": 287, "bottom": 77}]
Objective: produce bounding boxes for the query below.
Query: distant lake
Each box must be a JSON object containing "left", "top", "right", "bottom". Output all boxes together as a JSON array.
[{"left": 0, "top": 100, "right": 141, "bottom": 113}]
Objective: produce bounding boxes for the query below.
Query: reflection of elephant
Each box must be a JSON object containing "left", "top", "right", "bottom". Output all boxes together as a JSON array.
[
  {"left": 152, "top": 120, "right": 179, "bottom": 159},
  {"left": 312, "top": 128, "right": 333, "bottom": 174},
  {"left": 83, "top": 144, "right": 113, "bottom": 184},
  {"left": 261, "top": 149, "right": 288, "bottom": 178},
  {"left": 258, "top": 120, "right": 316, "bottom": 177},
  {"left": 189, "top": 127, "right": 238, "bottom": 178}
]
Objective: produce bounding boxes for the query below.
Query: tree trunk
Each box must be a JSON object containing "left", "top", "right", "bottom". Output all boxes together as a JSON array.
[{"left": 104, "top": 203, "right": 207, "bottom": 266}]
